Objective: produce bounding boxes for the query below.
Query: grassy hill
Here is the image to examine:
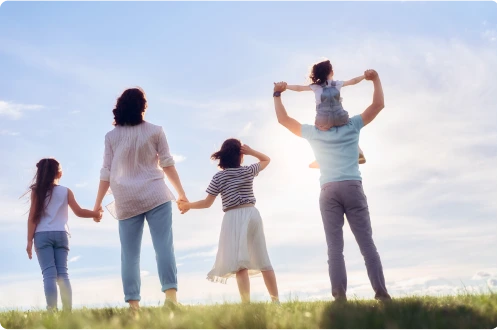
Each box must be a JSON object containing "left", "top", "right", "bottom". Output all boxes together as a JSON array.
[{"left": 1, "top": 293, "right": 496, "bottom": 329}]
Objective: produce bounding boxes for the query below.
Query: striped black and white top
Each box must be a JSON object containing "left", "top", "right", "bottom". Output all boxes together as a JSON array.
[{"left": 206, "top": 163, "right": 260, "bottom": 211}]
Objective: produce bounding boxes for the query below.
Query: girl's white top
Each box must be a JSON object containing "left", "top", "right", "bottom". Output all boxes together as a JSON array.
[
  {"left": 35, "top": 185, "right": 70, "bottom": 233},
  {"left": 100, "top": 121, "right": 176, "bottom": 220}
]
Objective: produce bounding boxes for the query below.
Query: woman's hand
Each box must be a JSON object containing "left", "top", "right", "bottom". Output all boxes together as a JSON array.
[
  {"left": 26, "top": 240, "right": 33, "bottom": 260},
  {"left": 93, "top": 205, "right": 103, "bottom": 223},
  {"left": 177, "top": 200, "right": 190, "bottom": 214}
]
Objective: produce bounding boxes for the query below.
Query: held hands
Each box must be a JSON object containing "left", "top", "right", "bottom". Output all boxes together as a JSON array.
[
  {"left": 177, "top": 199, "right": 190, "bottom": 214},
  {"left": 177, "top": 195, "right": 189, "bottom": 214},
  {"left": 273, "top": 81, "right": 287, "bottom": 93},
  {"left": 26, "top": 240, "right": 33, "bottom": 259},
  {"left": 93, "top": 206, "right": 104, "bottom": 223},
  {"left": 364, "top": 69, "right": 379, "bottom": 81}
]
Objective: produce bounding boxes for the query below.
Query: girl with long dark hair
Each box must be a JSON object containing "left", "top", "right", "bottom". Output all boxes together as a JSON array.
[{"left": 25, "top": 158, "right": 102, "bottom": 311}]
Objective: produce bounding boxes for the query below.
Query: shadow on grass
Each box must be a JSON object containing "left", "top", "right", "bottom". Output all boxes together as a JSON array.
[{"left": 319, "top": 298, "right": 497, "bottom": 329}]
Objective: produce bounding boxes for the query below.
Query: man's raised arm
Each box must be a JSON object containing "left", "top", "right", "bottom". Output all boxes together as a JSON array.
[
  {"left": 360, "top": 69, "right": 385, "bottom": 127},
  {"left": 273, "top": 82, "right": 302, "bottom": 137}
]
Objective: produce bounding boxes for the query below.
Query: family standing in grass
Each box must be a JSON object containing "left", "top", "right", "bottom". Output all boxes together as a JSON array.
[{"left": 25, "top": 60, "right": 391, "bottom": 311}]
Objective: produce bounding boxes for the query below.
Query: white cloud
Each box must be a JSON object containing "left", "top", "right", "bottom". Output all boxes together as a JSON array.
[
  {"left": 177, "top": 247, "right": 218, "bottom": 261},
  {"left": 472, "top": 271, "right": 492, "bottom": 280},
  {"left": 75, "top": 182, "right": 88, "bottom": 188},
  {"left": 172, "top": 154, "right": 186, "bottom": 163},
  {"left": 0, "top": 130, "right": 20, "bottom": 136},
  {"left": 70, "top": 110, "right": 81, "bottom": 114},
  {"left": 140, "top": 270, "right": 150, "bottom": 277},
  {"left": 0, "top": 100, "right": 44, "bottom": 120},
  {"left": 69, "top": 256, "right": 81, "bottom": 263},
  {"left": 482, "top": 29, "right": 496, "bottom": 41},
  {"left": 238, "top": 122, "right": 253, "bottom": 137}
]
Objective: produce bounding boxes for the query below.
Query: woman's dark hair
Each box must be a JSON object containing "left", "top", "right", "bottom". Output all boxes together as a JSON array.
[
  {"left": 113, "top": 88, "right": 147, "bottom": 126},
  {"left": 24, "top": 158, "right": 60, "bottom": 225},
  {"left": 211, "top": 138, "right": 242, "bottom": 169},
  {"left": 309, "top": 60, "right": 333, "bottom": 85}
]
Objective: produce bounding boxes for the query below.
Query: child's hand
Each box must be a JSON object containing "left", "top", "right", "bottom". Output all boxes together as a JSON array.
[
  {"left": 364, "top": 69, "right": 379, "bottom": 81},
  {"left": 26, "top": 240, "right": 33, "bottom": 260},
  {"left": 273, "top": 81, "right": 287, "bottom": 92},
  {"left": 177, "top": 200, "right": 190, "bottom": 214},
  {"left": 93, "top": 206, "right": 103, "bottom": 223},
  {"left": 240, "top": 144, "right": 253, "bottom": 155}
]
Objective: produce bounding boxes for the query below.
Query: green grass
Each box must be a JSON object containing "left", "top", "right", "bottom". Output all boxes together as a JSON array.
[{"left": 1, "top": 294, "right": 496, "bottom": 329}]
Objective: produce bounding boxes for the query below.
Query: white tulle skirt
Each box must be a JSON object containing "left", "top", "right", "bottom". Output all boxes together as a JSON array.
[{"left": 207, "top": 206, "right": 273, "bottom": 284}]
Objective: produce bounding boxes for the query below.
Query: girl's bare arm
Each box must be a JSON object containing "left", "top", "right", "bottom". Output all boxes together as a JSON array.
[
  {"left": 241, "top": 145, "right": 271, "bottom": 171},
  {"left": 69, "top": 189, "right": 102, "bottom": 220},
  {"left": 286, "top": 85, "right": 312, "bottom": 92},
  {"left": 343, "top": 74, "right": 366, "bottom": 87},
  {"left": 178, "top": 194, "right": 216, "bottom": 211}
]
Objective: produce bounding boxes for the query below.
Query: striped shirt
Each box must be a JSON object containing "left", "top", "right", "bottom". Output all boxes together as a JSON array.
[
  {"left": 100, "top": 121, "right": 176, "bottom": 220},
  {"left": 206, "top": 163, "right": 260, "bottom": 211}
]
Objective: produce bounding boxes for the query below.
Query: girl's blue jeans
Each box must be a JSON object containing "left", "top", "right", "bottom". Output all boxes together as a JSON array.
[
  {"left": 119, "top": 201, "right": 177, "bottom": 302},
  {"left": 34, "top": 231, "right": 72, "bottom": 311}
]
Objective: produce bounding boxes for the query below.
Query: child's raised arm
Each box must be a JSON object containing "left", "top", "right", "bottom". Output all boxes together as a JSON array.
[
  {"left": 177, "top": 194, "right": 216, "bottom": 213},
  {"left": 68, "top": 189, "right": 103, "bottom": 221},
  {"left": 343, "top": 74, "right": 366, "bottom": 87},
  {"left": 286, "top": 84, "right": 312, "bottom": 92},
  {"left": 241, "top": 145, "right": 271, "bottom": 171}
]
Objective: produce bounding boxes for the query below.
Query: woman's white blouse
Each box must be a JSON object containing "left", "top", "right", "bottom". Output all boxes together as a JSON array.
[{"left": 100, "top": 121, "right": 176, "bottom": 220}]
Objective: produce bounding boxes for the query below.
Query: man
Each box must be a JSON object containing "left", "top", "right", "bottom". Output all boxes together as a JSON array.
[{"left": 272, "top": 69, "right": 391, "bottom": 301}]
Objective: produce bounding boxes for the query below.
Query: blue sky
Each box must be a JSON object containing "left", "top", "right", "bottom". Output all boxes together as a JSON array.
[{"left": 0, "top": 1, "right": 496, "bottom": 309}]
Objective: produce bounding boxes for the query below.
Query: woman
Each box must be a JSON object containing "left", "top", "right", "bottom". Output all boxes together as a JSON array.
[{"left": 93, "top": 88, "right": 188, "bottom": 310}]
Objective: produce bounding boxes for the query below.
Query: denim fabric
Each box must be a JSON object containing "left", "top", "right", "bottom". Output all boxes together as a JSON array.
[
  {"left": 119, "top": 202, "right": 177, "bottom": 302},
  {"left": 34, "top": 231, "right": 72, "bottom": 311}
]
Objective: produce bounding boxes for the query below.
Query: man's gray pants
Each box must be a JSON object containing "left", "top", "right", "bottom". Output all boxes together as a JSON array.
[{"left": 319, "top": 180, "right": 390, "bottom": 300}]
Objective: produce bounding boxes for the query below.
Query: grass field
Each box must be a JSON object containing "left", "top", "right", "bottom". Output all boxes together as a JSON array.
[{"left": 0, "top": 293, "right": 496, "bottom": 329}]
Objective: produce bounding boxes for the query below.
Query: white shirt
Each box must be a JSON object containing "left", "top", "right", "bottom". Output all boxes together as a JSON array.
[
  {"left": 100, "top": 121, "right": 176, "bottom": 220},
  {"left": 35, "top": 185, "right": 70, "bottom": 233},
  {"left": 309, "top": 80, "right": 344, "bottom": 105}
]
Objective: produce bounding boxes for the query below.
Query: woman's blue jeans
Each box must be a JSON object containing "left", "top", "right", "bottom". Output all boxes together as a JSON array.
[{"left": 119, "top": 202, "right": 178, "bottom": 302}]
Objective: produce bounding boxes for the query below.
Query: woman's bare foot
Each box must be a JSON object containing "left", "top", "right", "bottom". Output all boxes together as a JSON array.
[
  {"left": 309, "top": 160, "right": 320, "bottom": 169},
  {"left": 128, "top": 300, "right": 140, "bottom": 311}
]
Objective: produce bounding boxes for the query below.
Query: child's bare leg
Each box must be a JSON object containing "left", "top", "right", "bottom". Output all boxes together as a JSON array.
[
  {"left": 261, "top": 270, "right": 279, "bottom": 302},
  {"left": 309, "top": 161, "right": 320, "bottom": 169},
  {"left": 236, "top": 269, "right": 250, "bottom": 303},
  {"left": 358, "top": 146, "right": 366, "bottom": 164}
]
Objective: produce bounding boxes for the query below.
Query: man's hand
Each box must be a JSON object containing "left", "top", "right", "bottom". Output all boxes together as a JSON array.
[
  {"left": 26, "top": 240, "right": 33, "bottom": 260},
  {"left": 274, "top": 81, "right": 287, "bottom": 93}
]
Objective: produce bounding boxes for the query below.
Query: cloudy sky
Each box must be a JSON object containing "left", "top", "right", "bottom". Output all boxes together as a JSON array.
[{"left": 0, "top": 1, "right": 496, "bottom": 309}]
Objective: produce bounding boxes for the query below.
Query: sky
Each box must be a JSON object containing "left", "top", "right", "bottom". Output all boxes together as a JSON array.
[{"left": 0, "top": 1, "right": 497, "bottom": 310}]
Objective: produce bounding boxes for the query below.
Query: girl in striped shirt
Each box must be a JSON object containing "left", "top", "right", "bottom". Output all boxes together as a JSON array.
[{"left": 177, "top": 139, "right": 279, "bottom": 304}]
